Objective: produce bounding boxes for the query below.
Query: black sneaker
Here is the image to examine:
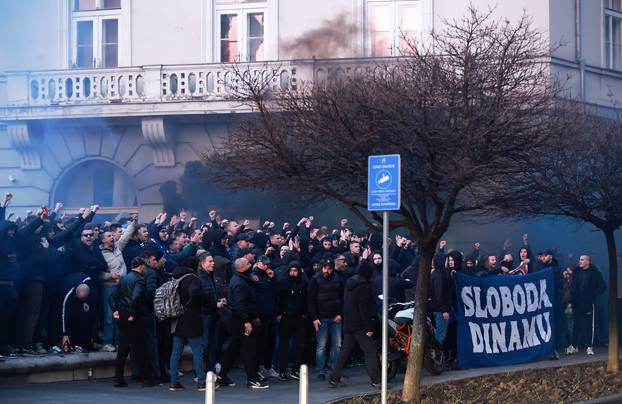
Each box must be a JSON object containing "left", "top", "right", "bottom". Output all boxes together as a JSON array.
[
  {"left": 143, "top": 378, "right": 160, "bottom": 387},
  {"left": 278, "top": 372, "right": 289, "bottom": 381},
  {"left": 20, "top": 347, "right": 37, "bottom": 355},
  {"left": 114, "top": 379, "right": 128, "bottom": 388},
  {"left": 317, "top": 373, "right": 326, "bottom": 381},
  {"left": 197, "top": 382, "right": 206, "bottom": 391},
  {"left": 289, "top": 370, "right": 300, "bottom": 380},
  {"left": 217, "top": 375, "right": 236, "bottom": 387},
  {"left": 169, "top": 381, "right": 185, "bottom": 391},
  {"left": 328, "top": 379, "right": 343, "bottom": 388},
  {"left": 247, "top": 380, "right": 270, "bottom": 389}
]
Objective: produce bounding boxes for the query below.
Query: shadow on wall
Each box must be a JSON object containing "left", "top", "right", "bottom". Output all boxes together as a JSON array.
[
  {"left": 281, "top": 13, "right": 360, "bottom": 59},
  {"left": 158, "top": 160, "right": 357, "bottom": 223}
]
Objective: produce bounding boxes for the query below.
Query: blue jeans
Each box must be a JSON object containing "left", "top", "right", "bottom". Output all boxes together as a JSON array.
[
  {"left": 315, "top": 318, "right": 342, "bottom": 374},
  {"left": 170, "top": 335, "right": 205, "bottom": 383},
  {"left": 201, "top": 314, "right": 219, "bottom": 372},
  {"left": 99, "top": 284, "right": 117, "bottom": 345},
  {"left": 433, "top": 312, "right": 450, "bottom": 343}
]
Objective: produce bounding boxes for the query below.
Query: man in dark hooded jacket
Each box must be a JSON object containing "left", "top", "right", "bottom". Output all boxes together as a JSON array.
[
  {"left": 429, "top": 253, "right": 454, "bottom": 345},
  {"left": 276, "top": 261, "right": 307, "bottom": 380},
  {"left": 329, "top": 261, "right": 380, "bottom": 388},
  {"left": 570, "top": 255, "right": 606, "bottom": 355},
  {"left": 0, "top": 200, "right": 19, "bottom": 356}
]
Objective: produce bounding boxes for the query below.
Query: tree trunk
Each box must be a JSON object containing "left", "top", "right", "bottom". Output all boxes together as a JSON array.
[
  {"left": 402, "top": 248, "right": 434, "bottom": 402},
  {"left": 604, "top": 228, "right": 619, "bottom": 372}
]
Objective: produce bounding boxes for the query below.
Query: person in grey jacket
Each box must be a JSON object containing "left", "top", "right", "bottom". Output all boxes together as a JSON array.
[{"left": 98, "top": 218, "right": 135, "bottom": 351}]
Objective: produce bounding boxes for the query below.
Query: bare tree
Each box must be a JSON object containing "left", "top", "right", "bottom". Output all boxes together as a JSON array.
[
  {"left": 203, "top": 7, "right": 562, "bottom": 402},
  {"left": 493, "top": 106, "right": 622, "bottom": 373}
]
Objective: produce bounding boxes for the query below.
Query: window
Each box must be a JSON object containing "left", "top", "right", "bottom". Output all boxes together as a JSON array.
[
  {"left": 72, "top": 0, "right": 121, "bottom": 68},
  {"left": 74, "top": 0, "right": 120, "bottom": 11},
  {"left": 76, "top": 21, "right": 94, "bottom": 68},
  {"left": 215, "top": 1, "right": 268, "bottom": 62},
  {"left": 605, "top": 1, "right": 622, "bottom": 70},
  {"left": 366, "top": 0, "right": 421, "bottom": 57},
  {"left": 102, "top": 19, "right": 119, "bottom": 67}
]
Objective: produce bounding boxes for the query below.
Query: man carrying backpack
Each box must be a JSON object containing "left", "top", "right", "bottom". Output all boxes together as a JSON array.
[{"left": 168, "top": 264, "right": 207, "bottom": 391}]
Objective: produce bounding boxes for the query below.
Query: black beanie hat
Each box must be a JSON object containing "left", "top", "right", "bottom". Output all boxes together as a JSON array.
[{"left": 358, "top": 260, "right": 374, "bottom": 281}]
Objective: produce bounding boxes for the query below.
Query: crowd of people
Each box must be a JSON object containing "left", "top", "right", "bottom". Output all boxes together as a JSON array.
[{"left": 0, "top": 191, "right": 608, "bottom": 391}]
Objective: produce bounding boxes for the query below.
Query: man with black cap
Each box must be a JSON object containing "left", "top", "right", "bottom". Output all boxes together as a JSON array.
[
  {"left": 252, "top": 255, "right": 279, "bottom": 379},
  {"left": 276, "top": 261, "right": 307, "bottom": 380},
  {"left": 308, "top": 258, "right": 343, "bottom": 381},
  {"left": 218, "top": 258, "right": 269, "bottom": 389},
  {"left": 111, "top": 257, "right": 157, "bottom": 387},
  {"left": 535, "top": 249, "right": 564, "bottom": 359},
  {"left": 329, "top": 260, "right": 380, "bottom": 388}
]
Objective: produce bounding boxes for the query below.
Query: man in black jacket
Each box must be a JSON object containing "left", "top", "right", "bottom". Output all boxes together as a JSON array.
[
  {"left": 197, "top": 252, "right": 224, "bottom": 374},
  {"left": 329, "top": 261, "right": 380, "bottom": 388},
  {"left": 276, "top": 261, "right": 307, "bottom": 381},
  {"left": 111, "top": 257, "right": 156, "bottom": 387},
  {"left": 251, "top": 255, "right": 278, "bottom": 379},
  {"left": 308, "top": 258, "right": 343, "bottom": 381},
  {"left": 0, "top": 194, "right": 20, "bottom": 356},
  {"left": 429, "top": 254, "right": 454, "bottom": 345},
  {"left": 218, "top": 258, "right": 269, "bottom": 389},
  {"left": 570, "top": 255, "right": 606, "bottom": 355}
]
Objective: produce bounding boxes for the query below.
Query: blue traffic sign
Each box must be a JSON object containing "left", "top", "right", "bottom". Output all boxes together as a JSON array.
[{"left": 368, "top": 154, "right": 401, "bottom": 211}]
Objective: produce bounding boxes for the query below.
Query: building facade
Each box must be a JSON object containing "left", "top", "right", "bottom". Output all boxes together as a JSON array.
[{"left": 0, "top": 0, "right": 621, "bottom": 219}]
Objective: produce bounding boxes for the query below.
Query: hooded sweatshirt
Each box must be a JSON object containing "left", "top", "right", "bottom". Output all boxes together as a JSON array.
[
  {"left": 343, "top": 264, "right": 375, "bottom": 333},
  {"left": 0, "top": 220, "right": 19, "bottom": 281}
]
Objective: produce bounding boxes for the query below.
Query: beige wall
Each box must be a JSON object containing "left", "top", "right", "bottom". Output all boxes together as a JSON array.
[
  {"left": 0, "top": 0, "right": 65, "bottom": 71},
  {"left": 130, "top": 0, "right": 206, "bottom": 65}
]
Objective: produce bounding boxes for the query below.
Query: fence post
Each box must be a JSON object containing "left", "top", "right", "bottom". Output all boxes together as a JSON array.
[
  {"left": 299, "top": 364, "right": 308, "bottom": 404},
  {"left": 206, "top": 371, "right": 216, "bottom": 404}
]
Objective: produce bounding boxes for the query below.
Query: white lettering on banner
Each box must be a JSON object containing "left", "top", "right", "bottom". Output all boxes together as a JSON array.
[
  {"left": 490, "top": 322, "right": 507, "bottom": 353},
  {"left": 462, "top": 287, "right": 475, "bottom": 317},
  {"left": 500, "top": 286, "right": 514, "bottom": 316},
  {"left": 461, "top": 279, "right": 554, "bottom": 354},
  {"left": 469, "top": 322, "right": 484, "bottom": 353}
]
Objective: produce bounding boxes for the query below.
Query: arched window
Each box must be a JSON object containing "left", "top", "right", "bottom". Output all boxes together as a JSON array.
[{"left": 54, "top": 159, "right": 137, "bottom": 215}]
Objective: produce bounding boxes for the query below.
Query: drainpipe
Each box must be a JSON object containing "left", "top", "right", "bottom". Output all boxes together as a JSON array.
[{"left": 575, "top": 0, "right": 586, "bottom": 103}]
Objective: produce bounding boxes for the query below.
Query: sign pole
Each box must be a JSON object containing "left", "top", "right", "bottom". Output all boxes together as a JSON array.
[
  {"left": 381, "top": 210, "right": 389, "bottom": 404},
  {"left": 367, "top": 153, "right": 400, "bottom": 404}
]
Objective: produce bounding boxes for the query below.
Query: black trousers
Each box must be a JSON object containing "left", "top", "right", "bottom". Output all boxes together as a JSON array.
[
  {"left": 278, "top": 316, "right": 306, "bottom": 373},
  {"left": 220, "top": 317, "right": 259, "bottom": 382},
  {"left": 0, "top": 284, "right": 18, "bottom": 354},
  {"left": 573, "top": 304, "right": 595, "bottom": 348},
  {"left": 331, "top": 331, "right": 380, "bottom": 384},
  {"left": 256, "top": 315, "right": 275, "bottom": 369},
  {"left": 15, "top": 282, "right": 43, "bottom": 348},
  {"left": 115, "top": 315, "right": 150, "bottom": 380}
]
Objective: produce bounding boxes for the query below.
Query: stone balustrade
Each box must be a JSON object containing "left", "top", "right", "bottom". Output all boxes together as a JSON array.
[{"left": 0, "top": 58, "right": 392, "bottom": 120}]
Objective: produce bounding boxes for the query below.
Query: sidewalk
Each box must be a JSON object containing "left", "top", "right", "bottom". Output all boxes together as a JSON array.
[{"left": 0, "top": 350, "right": 611, "bottom": 404}]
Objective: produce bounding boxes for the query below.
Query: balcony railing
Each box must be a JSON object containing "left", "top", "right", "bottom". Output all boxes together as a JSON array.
[{"left": 0, "top": 58, "right": 390, "bottom": 119}]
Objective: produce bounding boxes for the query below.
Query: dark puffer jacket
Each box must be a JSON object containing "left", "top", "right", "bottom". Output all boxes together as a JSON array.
[
  {"left": 343, "top": 274, "right": 375, "bottom": 333},
  {"left": 0, "top": 220, "right": 19, "bottom": 282},
  {"left": 307, "top": 271, "right": 343, "bottom": 321}
]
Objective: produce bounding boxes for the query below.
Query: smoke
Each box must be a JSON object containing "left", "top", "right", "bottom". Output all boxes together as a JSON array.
[{"left": 281, "top": 13, "right": 360, "bottom": 59}]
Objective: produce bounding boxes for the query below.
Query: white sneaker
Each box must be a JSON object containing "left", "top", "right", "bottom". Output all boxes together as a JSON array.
[
  {"left": 100, "top": 344, "right": 116, "bottom": 352},
  {"left": 565, "top": 345, "right": 577, "bottom": 355},
  {"left": 587, "top": 347, "right": 594, "bottom": 355}
]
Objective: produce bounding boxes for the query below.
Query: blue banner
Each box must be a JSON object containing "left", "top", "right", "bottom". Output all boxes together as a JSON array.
[{"left": 455, "top": 268, "right": 555, "bottom": 368}]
